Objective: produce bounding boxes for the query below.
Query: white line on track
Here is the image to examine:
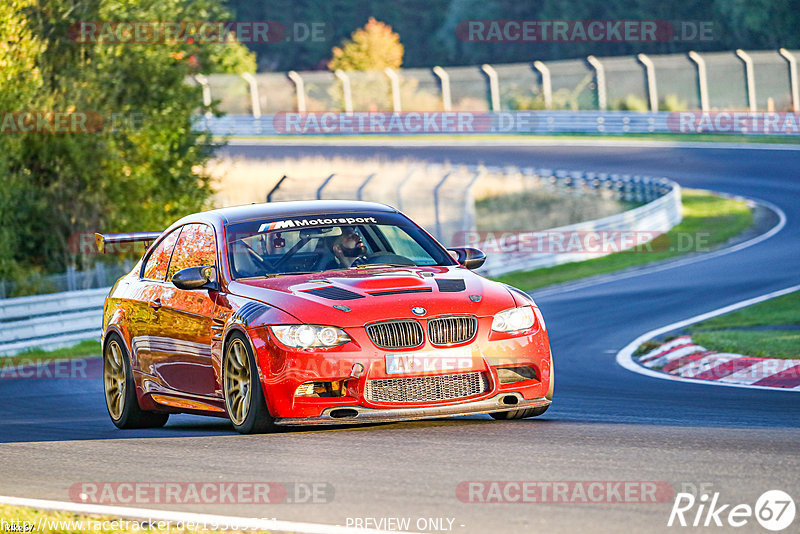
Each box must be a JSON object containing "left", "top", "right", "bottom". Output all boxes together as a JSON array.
[
  {"left": 615, "top": 283, "right": 800, "bottom": 392},
  {"left": 533, "top": 196, "right": 787, "bottom": 298},
  {"left": 0, "top": 495, "right": 418, "bottom": 534},
  {"left": 227, "top": 138, "right": 800, "bottom": 151}
]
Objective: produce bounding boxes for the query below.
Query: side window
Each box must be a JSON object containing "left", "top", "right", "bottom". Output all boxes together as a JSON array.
[
  {"left": 142, "top": 228, "right": 182, "bottom": 281},
  {"left": 167, "top": 223, "right": 217, "bottom": 281}
]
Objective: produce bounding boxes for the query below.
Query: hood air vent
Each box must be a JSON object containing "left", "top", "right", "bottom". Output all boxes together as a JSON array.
[
  {"left": 435, "top": 279, "right": 466, "bottom": 292},
  {"left": 302, "top": 286, "right": 365, "bottom": 300}
]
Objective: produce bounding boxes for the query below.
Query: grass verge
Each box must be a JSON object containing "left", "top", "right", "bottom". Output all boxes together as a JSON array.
[
  {"left": 686, "top": 290, "right": 800, "bottom": 359},
  {"left": 0, "top": 503, "right": 262, "bottom": 533},
  {"left": 492, "top": 189, "right": 753, "bottom": 291}
]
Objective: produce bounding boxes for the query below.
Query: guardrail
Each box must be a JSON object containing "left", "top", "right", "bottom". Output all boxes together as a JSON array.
[
  {"left": 0, "top": 288, "right": 108, "bottom": 356},
  {"left": 471, "top": 170, "right": 682, "bottom": 276},
  {"left": 0, "top": 167, "right": 682, "bottom": 355}
]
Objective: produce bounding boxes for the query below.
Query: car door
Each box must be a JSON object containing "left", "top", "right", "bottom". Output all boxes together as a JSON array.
[
  {"left": 156, "top": 223, "right": 219, "bottom": 397},
  {"left": 131, "top": 227, "right": 183, "bottom": 386}
]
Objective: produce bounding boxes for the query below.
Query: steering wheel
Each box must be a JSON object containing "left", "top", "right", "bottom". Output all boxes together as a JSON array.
[{"left": 358, "top": 253, "right": 416, "bottom": 266}]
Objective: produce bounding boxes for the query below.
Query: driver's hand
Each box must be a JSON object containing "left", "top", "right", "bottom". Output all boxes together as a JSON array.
[{"left": 350, "top": 255, "right": 369, "bottom": 267}]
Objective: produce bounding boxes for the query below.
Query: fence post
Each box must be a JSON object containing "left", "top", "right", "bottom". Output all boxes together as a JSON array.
[
  {"left": 66, "top": 266, "right": 76, "bottom": 292},
  {"left": 267, "top": 175, "right": 288, "bottom": 202},
  {"left": 433, "top": 172, "right": 452, "bottom": 242},
  {"left": 193, "top": 74, "right": 213, "bottom": 118},
  {"left": 241, "top": 72, "right": 262, "bottom": 118},
  {"left": 334, "top": 70, "right": 353, "bottom": 113},
  {"left": 384, "top": 68, "right": 402, "bottom": 112},
  {"left": 735, "top": 49, "right": 757, "bottom": 112},
  {"left": 779, "top": 48, "right": 799, "bottom": 112},
  {"left": 95, "top": 262, "right": 106, "bottom": 288},
  {"left": 461, "top": 168, "right": 485, "bottom": 236},
  {"left": 688, "top": 51, "right": 709, "bottom": 112},
  {"left": 316, "top": 174, "right": 336, "bottom": 200},
  {"left": 481, "top": 64, "right": 501, "bottom": 111},
  {"left": 532, "top": 61, "right": 552, "bottom": 110},
  {"left": 586, "top": 56, "right": 607, "bottom": 111},
  {"left": 637, "top": 53, "right": 659, "bottom": 112},
  {"left": 432, "top": 66, "right": 452, "bottom": 112},
  {"left": 357, "top": 173, "right": 376, "bottom": 201},
  {"left": 395, "top": 168, "right": 417, "bottom": 211},
  {"left": 287, "top": 71, "right": 307, "bottom": 113}
]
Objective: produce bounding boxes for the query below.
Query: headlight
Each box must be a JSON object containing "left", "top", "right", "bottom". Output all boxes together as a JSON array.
[
  {"left": 270, "top": 325, "right": 350, "bottom": 348},
  {"left": 491, "top": 306, "right": 536, "bottom": 332}
]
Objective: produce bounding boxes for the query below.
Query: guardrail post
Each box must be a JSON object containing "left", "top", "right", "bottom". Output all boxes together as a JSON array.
[
  {"left": 637, "top": 53, "right": 659, "bottom": 112},
  {"left": 779, "top": 48, "right": 799, "bottom": 112},
  {"left": 267, "top": 175, "right": 288, "bottom": 202},
  {"left": 66, "top": 266, "right": 76, "bottom": 292},
  {"left": 688, "top": 51, "right": 709, "bottom": 112},
  {"left": 735, "top": 49, "right": 757, "bottom": 112},
  {"left": 532, "top": 61, "right": 552, "bottom": 110},
  {"left": 586, "top": 56, "right": 607, "bottom": 111},
  {"left": 95, "top": 262, "right": 106, "bottom": 288},
  {"left": 241, "top": 72, "right": 262, "bottom": 118},
  {"left": 433, "top": 172, "right": 452, "bottom": 241},
  {"left": 334, "top": 70, "right": 353, "bottom": 113},
  {"left": 193, "top": 74, "right": 213, "bottom": 118},
  {"left": 432, "top": 66, "right": 452, "bottom": 112},
  {"left": 357, "top": 173, "right": 376, "bottom": 201},
  {"left": 481, "top": 64, "right": 501, "bottom": 111},
  {"left": 385, "top": 68, "right": 402, "bottom": 112},
  {"left": 316, "top": 174, "right": 336, "bottom": 200},
  {"left": 287, "top": 71, "right": 307, "bottom": 113}
]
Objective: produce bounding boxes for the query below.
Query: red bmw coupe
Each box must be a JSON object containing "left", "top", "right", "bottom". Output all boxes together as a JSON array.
[{"left": 97, "top": 201, "right": 553, "bottom": 433}]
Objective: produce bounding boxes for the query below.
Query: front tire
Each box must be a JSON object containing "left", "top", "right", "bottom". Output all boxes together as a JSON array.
[
  {"left": 103, "top": 333, "right": 169, "bottom": 429},
  {"left": 489, "top": 404, "right": 549, "bottom": 420},
  {"left": 223, "top": 332, "right": 276, "bottom": 434}
]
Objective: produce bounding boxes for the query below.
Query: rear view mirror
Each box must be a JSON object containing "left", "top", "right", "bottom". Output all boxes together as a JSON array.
[
  {"left": 447, "top": 247, "right": 486, "bottom": 270},
  {"left": 172, "top": 265, "right": 218, "bottom": 290}
]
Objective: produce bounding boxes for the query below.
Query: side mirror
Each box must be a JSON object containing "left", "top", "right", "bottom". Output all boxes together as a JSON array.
[
  {"left": 447, "top": 247, "right": 486, "bottom": 270},
  {"left": 172, "top": 265, "right": 218, "bottom": 290}
]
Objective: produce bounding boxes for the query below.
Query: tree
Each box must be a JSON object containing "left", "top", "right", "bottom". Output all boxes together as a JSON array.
[
  {"left": 328, "top": 17, "right": 403, "bottom": 71},
  {"left": 0, "top": 0, "right": 255, "bottom": 292}
]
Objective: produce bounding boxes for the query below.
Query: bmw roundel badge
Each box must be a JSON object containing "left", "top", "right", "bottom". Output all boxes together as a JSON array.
[{"left": 411, "top": 307, "right": 427, "bottom": 316}]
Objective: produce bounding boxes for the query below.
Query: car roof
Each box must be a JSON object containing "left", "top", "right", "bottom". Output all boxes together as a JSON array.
[{"left": 178, "top": 200, "right": 400, "bottom": 226}]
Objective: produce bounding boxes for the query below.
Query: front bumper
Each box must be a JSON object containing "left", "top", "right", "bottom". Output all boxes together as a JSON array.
[{"left": 273, "top": 392, "right": 550, "bottom": 425}]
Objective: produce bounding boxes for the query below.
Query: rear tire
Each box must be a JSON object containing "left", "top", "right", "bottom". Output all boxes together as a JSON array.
[
  {"left": 103, "top": 333, "right": 169, "bottom": 429},
  {"left": 223, "top": 332, "right": 276, "bottom": 434}
]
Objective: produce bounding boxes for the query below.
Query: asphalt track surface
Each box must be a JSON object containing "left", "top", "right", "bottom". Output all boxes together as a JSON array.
[{"left": 1, "top": 141, "right": 799, "bottom": 533}]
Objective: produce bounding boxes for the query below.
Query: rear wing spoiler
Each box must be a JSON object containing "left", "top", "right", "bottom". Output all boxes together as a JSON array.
[{"left": 94, "top": 232, "right": 162, "bottom": 254}]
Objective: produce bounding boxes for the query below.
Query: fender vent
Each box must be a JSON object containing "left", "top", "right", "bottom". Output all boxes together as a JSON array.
[
  {"left": 303, "top": 286, "right": 365, "bottom": 300},
  {"left": 231, "top": 302, "right": 269, "bottom": 326}
]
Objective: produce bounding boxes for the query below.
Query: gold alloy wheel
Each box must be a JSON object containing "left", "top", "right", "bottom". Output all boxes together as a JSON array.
[
  {"left": 224, "top": 338, "right": 252, "bottom": 426},
  {"left": 103, "top": 339, "right": 126, "bottom": 420}
]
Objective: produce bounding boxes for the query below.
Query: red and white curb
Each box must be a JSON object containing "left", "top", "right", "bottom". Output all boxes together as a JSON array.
[
  {"left": 617, "top": 284, "right": 800, "bottom": 392},
  {"left": 637, "top": 335, "right": 800, "bottom": 389}
]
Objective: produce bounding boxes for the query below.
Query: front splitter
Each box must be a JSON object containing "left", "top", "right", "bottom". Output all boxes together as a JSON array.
[{"left": 274, "top": 392, "right": 550, "bottom": 425}]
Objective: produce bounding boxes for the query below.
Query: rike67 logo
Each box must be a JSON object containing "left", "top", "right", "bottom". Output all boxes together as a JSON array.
[{"left": 668, "top": 489, "right": 795, "bottom": 531}]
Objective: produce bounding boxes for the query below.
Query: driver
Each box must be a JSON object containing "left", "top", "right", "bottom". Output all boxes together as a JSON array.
[{"left": 331, "top": 228, "right": 368, "bottom": 268}]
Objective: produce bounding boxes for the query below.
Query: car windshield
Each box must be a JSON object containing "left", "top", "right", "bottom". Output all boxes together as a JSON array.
[{"left": 226, "top": 212, "right": 455, "bottom": 279}]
